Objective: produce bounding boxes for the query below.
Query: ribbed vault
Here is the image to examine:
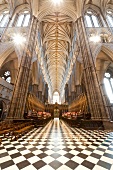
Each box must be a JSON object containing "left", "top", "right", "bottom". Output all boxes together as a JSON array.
[
  {"left": 41, "top": 12, "right": 73, "bottom": 92},
  {"left": 0, "top": 0, "right": 112, "bottom": 98}
]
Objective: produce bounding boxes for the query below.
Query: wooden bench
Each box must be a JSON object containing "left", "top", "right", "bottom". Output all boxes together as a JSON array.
[
  {"left": 11, "top": 124, "right": 34, "bottom": 140},
  {"left": 0, "top": 124, "right": 14, "bottom": 144},
  {"left": 0, "top": 122, "right": 34, "bottom": 144}
]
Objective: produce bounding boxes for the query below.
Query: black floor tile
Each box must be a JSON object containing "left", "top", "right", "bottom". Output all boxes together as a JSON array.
[
  {"left": 97, "top": 147, "right": 105, "bottom": 152},
  {"left": 0, "top": 152, "right": 9, "bottom": 157},
  {"left": 10, "top": 152, "right": 22, "bottom": 159},
  {"left": 33, "top": 160, "right": 46, "bottom": 169},
  {"left": 17, "top": 160, "right": 30, "bottom": 169},
  {"left": 64, "top": 153, "right": 75, "bottom": 159},
  {"left": 86, "top": 147, "right": 94, "bottom": 152},
  {"left": 97, "top": 160, "right": 112, "bottom": 169},
  {"left": 29, "top": 147, "right": 37, "bottom": 152},
  {"left": 77, "top": 153, "right": 88, "bottom": 159},
  {"left": 7, "top": 147, "right": 16, "bottom": 151},
  {"left": 17, "top": 147, "right": 26, "bottom": 151},
  {"left": 65, "top": 160, "right": 79, "bottom": 169},
  {"left": 1, "top": 160, "right": 14, "bottom": 169},
  {"left": 49, "top": 160, "right": 62, "bottom": 169},
  {"left": 75, "top": 148, "right": 83, "bottom": 152},
  {"left": 90, "top": 153, "right": 101, "bottom": 159},
  {"left": 104, "top": 153, "right": 113, "bottom": 159},
  {"left": 82, "top": 160, "right": 95, "bottom": 169},
  {"left": 24, "top": 153, "right": 35, "bottom": 159},
  {"left": 63, "top": 148, "right": 71, "bottom": 152},
  {"left": 38, "top": 153, "right": 48, "bottom": 158},
  {"left": 40, "top": 147, "right": 49, "bottom": 152}
]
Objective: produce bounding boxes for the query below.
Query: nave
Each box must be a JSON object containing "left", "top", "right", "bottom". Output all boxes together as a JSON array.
[{"left": 0, "top": 119, "right": 113, "bottom": 170}]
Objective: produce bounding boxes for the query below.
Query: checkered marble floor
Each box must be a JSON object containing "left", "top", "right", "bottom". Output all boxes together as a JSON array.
[{"left": 0, "top": 118, "right": 113, "bottom": 170}]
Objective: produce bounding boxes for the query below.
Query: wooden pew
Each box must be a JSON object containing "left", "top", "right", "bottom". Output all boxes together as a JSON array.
[
  {"left": 0, "top": 122, "right": 34, "bottom": 144},
  {"left": 11, "top": 124, "right": 34, "bottom": 140}
]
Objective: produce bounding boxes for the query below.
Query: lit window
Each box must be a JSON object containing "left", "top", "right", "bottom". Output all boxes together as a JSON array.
[
  {"left": 85, "top": 15, "right": 92, "bottom": 27},
  {"left": 4, "top": 71, "right": 10, "bottom": 76},
  {"left": 53, "top": 91, "right": 60, "bottom": 104},
  {"left": 0, "top": 14, "right": 3, "bottom": 22},
  {"left": 6, "top": 77, "right": 11, "bottom": 83},
  {"left": 16, "top": 11, "right": 30, "bottom": 27},
  {"left": 104, "top": 72, "right": 113, "bottom": 103},
  {"left": 105, "top": 72, "right": 110, "bottom": 78},
  {"left": 110, "top": 78, "right": 113, "bottom": 89},
  {"left": 85, "top": 10, "right": 100, "bottom": 27},
  {"left": 23, "top": 14, "right": 30, "bottom": 27},
  {"left": 0, "top": 10, "right": 9, "bottom": 27},
  {"left": 1, "top": 71, "right": 11, "bottom": 83},
  {"left": 92, "top": 15, "right": 99, "bottom": 27},
  {"left": 52, "top": 0, "right": 63, "bottom": 5},
  {"left": 107, "top": 10, "right": 113, "bottom": 27},
  {"left": 16, "top": 14, "right": 24, "bottom": 27}
]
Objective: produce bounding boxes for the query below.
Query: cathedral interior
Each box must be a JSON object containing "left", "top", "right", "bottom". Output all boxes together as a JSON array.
[{"left": 0, "top": 0, "right": 113, "bottom": 169}]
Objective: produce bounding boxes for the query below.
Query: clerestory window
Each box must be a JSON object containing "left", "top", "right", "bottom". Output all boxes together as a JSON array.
[
  {"left": 16, "top": 10, "right": 30, "bottom": 27},
  {"left": 104, "top": 72, "right": 113, "bottom": 103},
  {"left": 0, "top": 10, "right": 9, "bottom": 27},
  {"left": 106, "top": 10, "right": 113, "bottom": 27},
  {"left": 85, "top": 10, "right": 100, "bottom": 27},
  {"left": 1, "top": 71, "right": 11, "bottom": 83},
  {"left": 53, "top": 91, "right": 60, "bottom": 104}
]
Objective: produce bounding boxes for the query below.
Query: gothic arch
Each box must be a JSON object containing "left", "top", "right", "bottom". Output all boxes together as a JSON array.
[
  {"left": 0, "top": 46, "right": 15, "bottom": 68},
  {"left": 96, "top": 47, "right": 113, "bottom": 82}
]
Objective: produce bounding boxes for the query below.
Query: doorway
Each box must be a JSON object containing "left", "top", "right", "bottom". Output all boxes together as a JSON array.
[
  {"left": 0, "top": 101, "right": 3, "bottom": 119},
  {"left": 54, "top": 109, "right": 59, "bottom": 118}
]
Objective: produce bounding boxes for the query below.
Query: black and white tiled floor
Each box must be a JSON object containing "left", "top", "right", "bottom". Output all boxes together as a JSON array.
[{"left": 0, "top": 118, "right": 113, "bottom": 170}]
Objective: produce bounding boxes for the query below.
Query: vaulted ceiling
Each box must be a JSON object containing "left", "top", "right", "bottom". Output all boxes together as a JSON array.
[
  {"left": 0, "top": 0, "right": 112, "bottom": 96},
  {"left": 41, "top": 13, "right": 73, "bottom": 92},
  {"left": 33, "top": 0, "right": 76, "bottom": 94}
]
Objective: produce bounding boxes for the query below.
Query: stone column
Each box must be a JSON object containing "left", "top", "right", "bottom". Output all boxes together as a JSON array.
[
  {"left": 10, "top": 60, "right": 18, "bottom": 85},
  {"left": 65, "top": 84, "right": 69, "bottom": 103},
  {"left": 75, "top": 85, "right": 82, "bottom": 97},
  {"left": 38, "top": 91, "right": 42, "bottom": 101},
  {"left": 44, "top": 83, "right": 48, "bottom": 102},
  {"left": 68, "top": 96, "right": 71, "bottom": 105},
  {"left": 100, "top": 83, "right": 113, "bottom": 120},
  {"left": 7, "top": 16, "right": 38, "bottom": 119},
  {"left": 75, "top": 16, "right": 109, "bottom": 120},
  {"left": 42, "top": 95, "right": 44, "bottom": 103},
  {"left": 32, "top": 84, "right": 38, "bottom": 96},
  {"left": 71, "top": 92, "right": 76, "bottom": 102}
]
